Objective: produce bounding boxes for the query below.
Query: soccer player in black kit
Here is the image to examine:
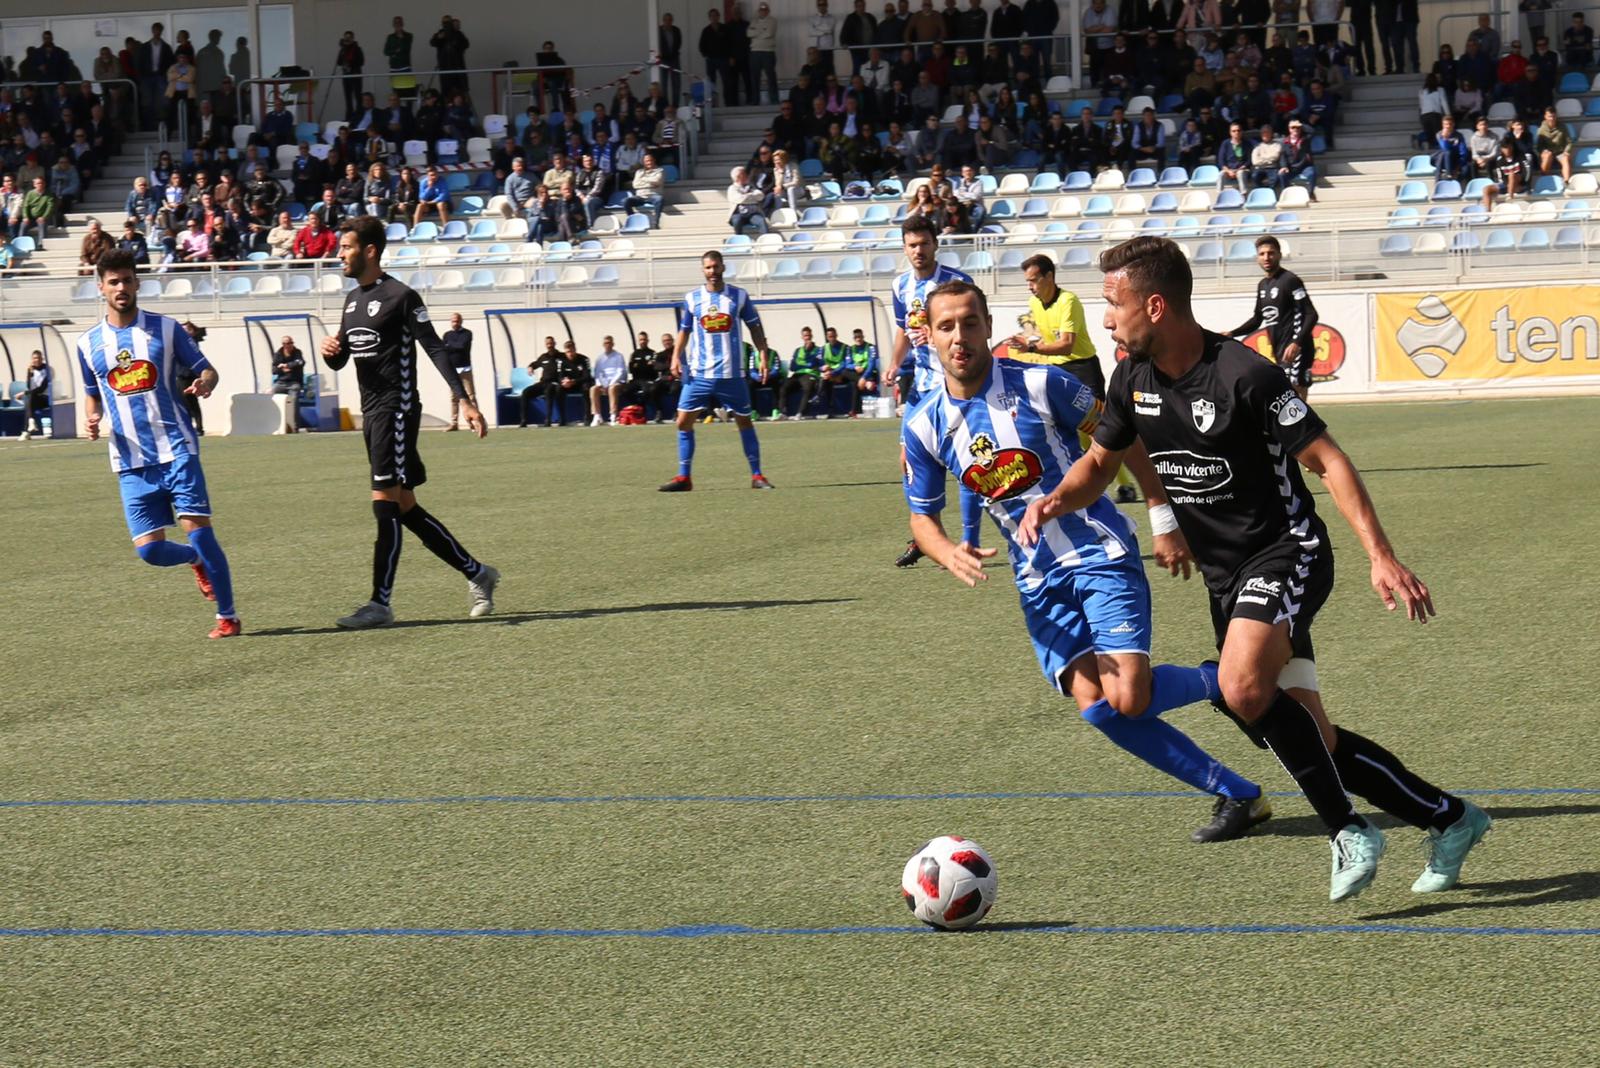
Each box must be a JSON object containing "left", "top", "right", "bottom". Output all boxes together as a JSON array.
[
  {"left": 1227, "top": 235, "right": 1318, "bottom": 402},
  {"left": 320, "top": 215, "right": 500, "bottom": 629},
  {"left": 1019, "top": 237, "right": 1491, "bottom": 902}
]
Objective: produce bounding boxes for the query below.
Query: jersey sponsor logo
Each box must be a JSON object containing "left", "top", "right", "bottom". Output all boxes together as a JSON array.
[
  {"left": 344, "top": 301, "right": 356, "bottom": 313},
  {"left": 1133, "top": 389, "right": 1162, "bottom": 416},
  {"left": 1242, "top": 576, "right": 1283, "bottom": 597},
  {"left": 413, "top": 305, "right": 430, "bottom": 323},
  {"left": 961, "top": 432, "right": 1044, "bottom": 500},
  {"left": 347, "top": 326, "right": 381, "bottom": 353},
  {"left": 699, "top": 310, "right": 732, "bottom": 333},
  {"left": 1277, "top": 395, "right": 1309, "bottom": 426},
  {"left": 1150, "top": 450, "right": 1233, "bottom": 495},
  {"left": 106, "top": 348, "right": 159, "bottom": 395},
  {"left": 905, "top": 298, "right": 928, "bottom": 331},
  {"left": 1191, "top": 398, "right": 1216, "bottom": 432},
  {"left": 367, "top": 299, "right": 382, "bottom": 316}
]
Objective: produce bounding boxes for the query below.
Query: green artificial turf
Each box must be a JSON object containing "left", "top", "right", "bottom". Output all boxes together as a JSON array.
[{"left": 1, "top": 398, "right": 1597, "bottom": 1066}]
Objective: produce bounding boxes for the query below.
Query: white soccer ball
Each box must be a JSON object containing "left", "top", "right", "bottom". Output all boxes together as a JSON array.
[{"left": 900, "top": 835, "right": 997, "bottom": 930}]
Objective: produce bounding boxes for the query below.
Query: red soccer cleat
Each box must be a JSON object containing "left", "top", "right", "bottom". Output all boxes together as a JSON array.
[
  {"left": 751, "top": 474, "right": 775, "bottom": 490},
  {"left": 658, "top": 475, "right": 693, "bottom": 492},
  {"left": 208, "top": 616, "right": 242, "bottom": 639},
  {"left": 192, "top": 562, "right": 216, "bottom": 601}
]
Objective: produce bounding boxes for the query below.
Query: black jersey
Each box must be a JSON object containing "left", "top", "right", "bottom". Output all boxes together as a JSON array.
[
  {"left": 1230, "top": 267, "right": 1317, "bottom": 360},
  {"left": 326, "top": 274, "right": 466, "bottom": 414},
  {"left": 1095, "top": 331, "right": 1331, "bottom": 593}
]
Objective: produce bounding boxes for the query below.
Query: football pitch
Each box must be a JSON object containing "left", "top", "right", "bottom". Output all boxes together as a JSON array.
[{"left": 3, "top": 396, "right": 1598, "bottom": 1067}]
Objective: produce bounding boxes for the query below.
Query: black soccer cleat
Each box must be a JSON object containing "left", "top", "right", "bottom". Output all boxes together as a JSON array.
[
  {"left": 894, "top": 540, "right": 924, "bottom": 567},
  {"left": 1192, "top": 794, "right": 1274, "bottom": 843},
  {"left": 1115, "top": 484, "right": 1139, "bottom": 503}
]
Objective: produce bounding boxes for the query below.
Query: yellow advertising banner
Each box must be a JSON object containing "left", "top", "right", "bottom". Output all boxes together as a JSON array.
[{"left": 1375, "top": 287, "right": 1600, "bottom": 382}]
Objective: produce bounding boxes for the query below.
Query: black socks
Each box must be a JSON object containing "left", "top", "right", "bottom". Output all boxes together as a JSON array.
[
  {"left": 1333, "top": 727, "right": 1463, "bottom": 832},
  {"left": 1256, "top": 691, "right": 1366, "bottom": 837},
  {"left": 400, "top": 504, "right": 483, "bottom": 580},
  {"left": 371, "top": 499, "right": 403, "bottom": 606}
]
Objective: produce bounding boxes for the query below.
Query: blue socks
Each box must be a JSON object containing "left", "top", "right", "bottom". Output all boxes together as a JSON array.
[
  {"left": 959, "top": 485, "right": 983, "bottom": 546},
  {"left": 739, "top": 423, "right": 762, "bottom": 475},
  {"left": 186, "top": 526, "right": 236, "bottom": 619},
  {"left": 1146, "top": 664, "right": 1214, "bottom": 716},
  {"left": 136, "top": 539, "right": 198, "bottom": 567},
  {"left": 677, "top": 430, "right": 695, "bottom": 477}
]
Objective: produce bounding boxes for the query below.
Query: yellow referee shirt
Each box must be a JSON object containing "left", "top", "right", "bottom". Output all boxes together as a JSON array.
[{"left": 1008, "top": 288, "right": 1096, "bottom": 365}]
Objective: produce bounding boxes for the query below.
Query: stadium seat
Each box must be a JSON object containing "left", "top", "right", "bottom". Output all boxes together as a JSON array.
[
  {"left": 723, "top": 234, "right": 754, "bottom": 254},
  {"left": 1114, "top": 193, "right": 1147, "bottom": 215},
  {"left": 998, "top": 248, "right": 1028, "bottom": 269},
  {"left": 1527, "top": 199, "right": 1559, "bottom": 222},
  {"left": 1049, "top": 195, "right": 1083, "bottom": 218},
  {"left": 753, "top": 232, "right": 785, "bottom": 255},
  {"left": 1020, "top": 196, "right": 1051, "bottom": 217},
  {"left": 1271, "top": 212, "right": 1301, "bottom": 233},
  {"left": 826, "top": 204, "right": 860, "bottom": 227},
  {"left": 1424, "top": 205, "right": 1455, "bottom": 226},
  {"left": 988, "top": 198, "right": 1016, "bottom": 219},
  {"left": 1532, "top": 175, "right": 1566, "bottom": 197},
  {"left": 574, "top": 240, "right": 604, "bottom": 260},
  {"left": 1071, "top": 220, "right": 1104, "bottom": 242},
  {"left": 1276, "top": 187, "right": 1310, "bottom": 209},
  {"left": 1214, "top": 188, "right": 1245, "bottom": 210},
  {"left": 274, "top": 144, "right": 298, "bottom": 171},
  {"left": 833, "top": 255, "right": 865, "bottom": 278},
  {"left": 1188, "top": 165, "right": 1219, "bottom": 187},
  {"left": 231, "top": 124, "right": 256, "bottom": 153},
  {"left": 868, "top": 253, "right": 897, "bottom": 274},
  {"left": 1464, "top": 178, "right": 1493, "bottom": 200},
  {"left": 496, "top": 218, "right": 530, "bottom": 240},
  {"left": 1083, "top": 195, "right": 1114, "bottom": 217},
  {"left": 162, "top": 277, "right": 193, "bottom": 299},
  {"left": 997, "top": 173, "right": 1030, "bottom": 196},
  {"left": 798, "top": 206, "right": 829, "bottom": 227},
  {"left": 1487, "top": 102, "right": 1516, "bottom": 122},
  {"left": 1567, "top": 173, "right": 1599, "bottom": 196},
  {"left": 1557, "top": 97, "right": 1583, "bottom": 119},
  {"left": 1225, "top": 239, "right": 1258, "bottom": 261},
  {"left": 1095, "top": 98, "right": 1123, "bottom": 117},
  {"left": 768, "top": 207, "right": 798, "bottom": 229},
  {"left": 1430, "top": 180, "right": 1463, "bottom": 201},
  {"left": 1586, "top": 98, "right": 1600, "bottom": 118},
  {"left": 816, "top": 181, "right": 843, "bottom": 202},
  {"left": 455, "top": 197, "right": 484, "bottom": 220},
  {"left": 445, "top": 172, "right": 472, "bottom": 194},
  {"left": 1235, "top": 213, "right": 1268, "bottom": 235},
  {"left": 450, "top": 244, "right": 482, "bottom": 264},
  {"left": 1204, "top": 214, "right": 1233, "bottom": 236},
  {"left": 1178, "top": 190, "right": 1213, "bottom": 213},
  {"left": 817, "top": 228, "right": 850, "bottom": 250},
  {"left": 1157, "top": 167, "right": 1189, "bottom": 188},
  {"left": 1561, "top": 199, "right": 1593, "bottom": 221},
  {"left": 1387, "top": 206, "right": 1422, "bottom": 228},
  {"left": 1577, "top": 146, "right": 1600, "bottom": 169},
  {"left": 1459, "top": 203, "right": 1489, "bottom": 225},
  {"left": 1045, "top": 75, "right": 1073, "bottom": 93},
  {"left": 1171, "top": 216, "right": 1203, "bottom": 238},
  {"left": 1126, "top": 95, "right": 1155, "bottom": 114},
  {"left": 1092, "top": 168, "right": 1125, "bottom": 191},
  {"left": 591, "top": 265, "right": 621, "bottom": 286},
  {"left": 527, "top": 267, "right": 558, "bottom": 288},
  {"left": 797, "top": 158, "right": 824, "bottom": 180},
  {"left": 1554, "top": 224, "right": 1584, "bottom": 249},
  {"left": 861, "top": 203, "right": 893, "bottom": 225},
  {"left": 588, "top": 215, "right": 620, "bottom": 236},
  {"left": 70, "top": 279, "right": 98, "bottom": 302},
  {"left": 390, "top": 247, "right": 422, "bottom": 269},
  {"left": 960, "top": 250, "right": 994, "bottom": 272},
  {"left": 540, "top": 241, "right": 573, "bottom": 262},
  {"left": 1451, "top": 230, "right": 1485, "bottom": 252},
  {"left": 137, "top": 278, "right": 162, "bottom": 300},
  {"left": 1028, "top": 172, "right": 1063, "bottom": 194},
  {"left": 1404, "top": 154, "right": 1435, "bottom": 178},
  {"left": 872, "top": 178, "right": 904, "bottom": 199},
  {"left": 936, "top": 250, "right": 961, "bottom": 268},
  {"left": 1140, "top": 217, "right": 1168, "bottom": 235},
  {"left": 552, "top": 266, "right": 586, "bottom": 287},
  {"left": 1396, "top": 180, "right": 1429, "bottom": 204},
  {"left": 222, "top": 276, "right": 253, "bottom": 297},
  {"left": 802, "top": 256, "right": 835, "bottom": 279},
  {"left": 1243, "top": 187, "right": 1277, "bottom": 210},
  {"left": 1490, "top": 201, "right": 1526, "bottom": 223},
  {"left": 784, "top": 232, "right": 816, "bottom": 250},
  {"left": 845, "top": 228, "right": 877, "bottom": 250},
  {"left": 435, "top": 139, "right": 460, "bottom": 164},
  {"left": 1062, "top": 170, "right": 1093, "bottom": 191},
  {"left": 408, "top": 222, "right": 440, "bottom": 243},
  {"left": 1192, "top": 240, "right": 1223, "bottom": 262},
  {"left": 1560, "top": 72, "right": 1590, "bottom": 94},
  {"left": 383, "top": 222, "right": 407, "bottom": 243},
  {"left": 1412, "top": 231, "right": 1447, "bottom": 254},
  {"left": 1519, "top": 228, "right": 1552, "bottom": 250},
  {"left": 284, "top": 274, "right": 314, "bottom": 296},
  {"left": 1126, "top": 168, "right": 1157, "bottom": 189},
  {"left": 602, "top": 238, "right": 636, "bottom": 259},
  {"left": 402, "top": 139, "right": 429, "bottom": 167},
  {"left": 1149, "top": 192, "right": 1178, "bottom": 213},
  {"left": 621, "top": 213, "right": 651, "bottom": 233},
  {"left": 438, "top": 220, "right": 468, "bottom": 242},
  {"left": 1036, "top": 221, "right": 1067, "bottom": 240},
  {"left": 1379, "top": 234, "right": 1413, "bottom": 256}
]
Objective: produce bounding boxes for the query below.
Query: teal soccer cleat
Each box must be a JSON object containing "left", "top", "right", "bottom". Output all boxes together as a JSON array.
[
  {"left": 1330, "top": 822, "right": 1386, "bottom": 902},
  {"left": 1412, "top": 801, "right": 1493, "bottom": 893}
]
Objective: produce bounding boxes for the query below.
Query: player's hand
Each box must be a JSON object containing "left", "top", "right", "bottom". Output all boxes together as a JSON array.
[
  {"left": 941, "top": 541, "right": 996, "bottom": 588},
  {"left": 907, "top": 326, "right": 929, "bottom": 347},
  {"left": 185, "top": 376, "right": 214, "bottom": 399},
  {"left": 86, "top": 412, "right": 101, "bottom": 440},
  {"left": 462, "top": 402, "right": 488, "bottom": 439},
  {"left": 670, "top": 357, "right": 683, "bottom": 379},
  {"left": 320, "top": 335, "right": 342, "bottom": 359},
  {"left": 1152, "top": 529, "right": 1195, "bottom": 580},
  {"left": 1372, "top": 553, "right": 1435, "bottom": 623},
  {"left": 1280, "top": 342, "right": 1299, "bottom": 364},
  {"left": 1017, "top": 493, "right": 1064, "bottom": 548}
]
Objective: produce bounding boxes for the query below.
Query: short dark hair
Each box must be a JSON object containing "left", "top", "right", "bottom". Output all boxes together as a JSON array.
[
  {"left": 701, "top": 249, "right": 725, "bottom": 265},
  {"left": 1098, "top": 236, "right": 1192, "bottom": 315},
  {"left": 900, "top": 213, "right": 938, "bottom": 244},
  {"left": 1254, "top": 234, "right": 1281, "bottom": 252},
  {"left": 1020, "top": 253, "right": 1055, "bottom": 276},
  {"left": 341, "top": 213, "right": 386, "bottom": 255},
  {"left": 96, "top": 248, "right": 136, "bottom": 279},
  {"left": 924, "top": 278, "right": 989, "bottom": 320}
]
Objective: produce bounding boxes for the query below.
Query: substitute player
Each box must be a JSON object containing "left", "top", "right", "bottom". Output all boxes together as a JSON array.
[
  {"left": 1020, "top": 237, "right": 1490, "bottom": 899},
  {"left": 75, "top": 248, "right": 240, "bottom": 639},
  {"left": 321, "top": 215, "right": 500, "bottom": 629},
  {"left": 658, "top": 250, "right": 775, "bottom": 492},
  {"left": 1227, "top": 235, "right": 1318, "bottom": 402},
  {"left": 1005, "top": 253, "right": 1139, "bottom": 504},
  {"left": 889, "top": 216, "right": 982, "bottom": 567},
  {"left": 903, "top": 279, "right": 1272, "bottom": 844}
]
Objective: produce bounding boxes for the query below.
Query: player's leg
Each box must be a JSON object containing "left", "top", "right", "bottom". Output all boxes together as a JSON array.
[
  {"left": 722, "top": 379, "right": 771, "bottom": 487},
  {"left": 340, "top": 416, "right": 407, "bottom": 627},
  {"left": 382, "top": 416, "right": 498, "bottom": 615},
  {"left": 661, "top": 377, "right": 708, "bottom": 491}
]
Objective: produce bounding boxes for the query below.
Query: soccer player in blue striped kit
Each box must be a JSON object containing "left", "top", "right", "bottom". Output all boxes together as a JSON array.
[
  {"left": 75, "top": 249, "right": 240, "bottom": 638},
  {"left": 900, "top": 278, "right": 1271, "bottom": 844},
  {"left": 658, "top": 250, "right": 774, "bottom": 492}
]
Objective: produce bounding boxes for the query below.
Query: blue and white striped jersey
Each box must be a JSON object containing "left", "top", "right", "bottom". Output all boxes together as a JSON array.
[
  {"left": 891, "top": 264, "right": 971, "bottom": 396},
  {"left": 677, "top": 284, "right": 762, "bottom": 379},
  {"left": 76, "top": 310, "right": 211, "bottom": 473},
  {"left": 902, "top": 360, "right": 1136, "bottom": 592}
]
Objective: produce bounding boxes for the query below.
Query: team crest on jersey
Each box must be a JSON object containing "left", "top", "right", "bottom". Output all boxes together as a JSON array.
[
  {"left": 367, "top": 299, "right": 382, "bottom": 316},
  {"left": 106, "top": 348, "right": 157, "bottom": 395},
  {"left": 344, "top": 301, "right": 356, "bottom": 314},
  {"left": 1191, "top": 398, "right": 1216, "bottom": 432},
  {"left": 700, "top": 310, "right": 732, "bottom": 333},
  {"left": 961, "top": 432, "right": 1044, "bottom": 500}
]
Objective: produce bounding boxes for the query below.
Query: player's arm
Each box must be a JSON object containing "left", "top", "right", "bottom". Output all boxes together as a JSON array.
[
  {"left": 672, "top": 329, "right": 689, "bottom": 376},
  {"left": 1286, "top": 287, "right": 1318, "bottom": 360},
  {"left": 321, "top": 330, "right": 349, "bottom": 370},
  {"left": 910, "top": 511, "right": 994, "bottom": 588},
  {"left": 1227, "top": 294, "right": 1264, "bottom": 338},
  {"left": 889, "top": 325, "right": 910, "bottom": 396},
  {"left": 171, "top": 321, "right": 219, "bottom": 397},
  {"left": 76, "top": 346, "right": 104, "bottom": 439},
  {"left": 1297, "top": 433, "right": 1435, "bottom": 623},
  {"left": 1120, "top": 439, "right": 1194, "bottom": 578},
  {"left": 903, "top": 421, "right": 995, "bottom": 585},
  {"left": 1019, "top": 365, "right": 1141, "bottom": 546}
]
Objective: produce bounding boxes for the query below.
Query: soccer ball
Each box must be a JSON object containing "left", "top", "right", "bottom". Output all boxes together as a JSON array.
[{"left": 900, "top": 835, "right": 997, "bottom": 930}]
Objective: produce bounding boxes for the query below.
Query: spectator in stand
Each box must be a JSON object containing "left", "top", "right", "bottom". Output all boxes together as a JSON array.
[
  {"left": 1131, "top": 107, "right": 1167, "bottom": 169},
  {"left": 553, "top": 181, "right": 587, "bottom": 240},
  {"left": 625, "top": 153, "right": 666, "bottom": 228},
  {"left": 118, "top": 219, "right": 151, "bottom": 265},
  {"left": 700, "top": 8, "right": 733, "bottom": 107},
  {"left": 384, "top": 15, "right": 413, "bottom": 86},
  {"left": 652, "top": 106, "right": 683, "bottom": 167},
  {"left": 391, "top": 166, "right": 420, "bottom": 223},
  {"left": 11, "top": 177, "right": 55, "bottom": 247},
  {"left": 1270, "top": 71, "right": 1302, "bottom": 132},
  {"left": 125, "top": 177, "right": 161, "bottom": 234},
  {"left": 975, "top": 114, "right": 1012, "bottom": 168},
  {"left": 78, "top": 219, "right": 115, "bottom": 275},
  {"left": 522, "top": 185, "right": 555, "bottom": 242},
  {"left": 573, "top": 153, "right": 608, "bottom": 228},
  {"left": 1466, "top": 15, "right": 1501, "bottom": 65},
  {"left": 176, "top": 215, "right": 211, "bottom": 262},
  {"left": 414, "top": 166, "right": 450, "bottom": 227},
  {"left": 1530, "top": 35, "right": 1559, "bottom": 89},
  {"left": 1296, "top": 79, "right": 1337, "bottom": 148},
  {"left": 293, "top": 212, "right": 337, "bottom": 259},
  {"left": 137, "top": 23, "right": 176, "bottom": 129},
  {"left": 542, "top": 152, "right": 574, "bottom": 193},
  {"left": 1505, "top": 116, "right": 1534, "bottom": 158},
  {"left": 784, "top": 328, "right": 823, "bottom": 419},
  {"left": 430, "top": 16, "right": 470, "bottom": 99},
  {"left": 1417, "top": 73, "right": 1448, "bottom": 143},
  {"left": 334, "top": 30, "right": 365, "bottom": 118},
  {"left": 1174, "top": 118, "right": 1204, "bottom": 170},
  {"left": 657, "top": 15, "right": 684, "bottom": 104},
  {"left": 842, "top": 0, "right": 879, "bottom": 73},
  {"left": 811, "top": 0, "right": 840, "bottom": 66},
  {"left": 49, "top": 156, "right": 81, "bottom": 227},
  {"left": 1468, "top": 117, "right": 1499, "bottom": 176},
  {"left": 588, "top": 335, "right": 628, "bottom": 426},
  {"left": 1456, "top": 39, "right": 1494, "bottom": 103},
  {"left": 952, "top": 163, "right": 986, "bottom": 225},
  {"left": 1104, "top": 105, "right": 1134, "bottom": 171},
  {"left": 1082, "top": 0, "right": 1119, "bottom": 83},
  {"left": 1068, "top": 106, "right": 1104, "bottom": 173},
  {"left": 616, "top": 131, "right": 646, "bottom": 189},
  {"left": 1495, "top": 40, "right": 1528, "bottom": 101},
  {"left": 1280, "top": 119, "right": 1317, "bottom": 197},
  {"left": 362, "top": 162, "right": 393, "bottom": 218},
  {"left": 728, "top": 166, "right": 771, "bottom": 235},
  {"left": 1430, "top": 115, "right": 1469, "bottom": 181},
  {"left": 1248, "top": 124, "right": 1283, "bottom": 187},
  {"left": 1100, "top": 32, "right": 1136, "bottom": 94},
  {"left": 1512, "top": 66, "right": 1551, "bottom": 125},
  {"left": 266, "top": 210, "right": 296, "bottom": 258},
  {"left": 1564, "top": 13, "right": 1594, "bottom": 69},
  {"left": 745, "top": 4, "right": 779, "bottom": 106},
  {"left": 1483, "top": 136, "right": 1527, "bottom": 208},
  {"left": 261, "top": 94, "right": 294, "bottom": 147},
  {"left": 1535, "top": 107, "right": 1573, "bottom": 182},
  {"left": 1218, "top": 121, "right": 1251, "bottom": 191}
]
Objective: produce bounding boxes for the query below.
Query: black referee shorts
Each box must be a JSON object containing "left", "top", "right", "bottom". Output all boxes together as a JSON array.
[
  {"left": 1060, "top": 356, "right": 1107, "bottom": 401},
  {"left": 364, "top": 407, "right": 427, "bottom": 490},
  {"left": 1208, "top": 545, "right": 1334, "bottom": 662}
]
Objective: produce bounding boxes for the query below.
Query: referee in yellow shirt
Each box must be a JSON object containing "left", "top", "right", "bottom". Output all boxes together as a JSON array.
[{"left": 1006, "top": 253, "right": 1138, "bottom": 502}]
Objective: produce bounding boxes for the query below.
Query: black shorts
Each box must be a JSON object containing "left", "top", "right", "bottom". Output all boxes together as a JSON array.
[
  {"left": 1279, "top": 342, "right": 1314, "bottom": 389},
  {"left": 1059, "top": 356, "right": 1107, "bottom": 401},
  {"left": 363, "top": 407, "right": 426, "bottom": 489},
  {"left": 1208, "top": 545, "right": 1334, "bottom": 661}
]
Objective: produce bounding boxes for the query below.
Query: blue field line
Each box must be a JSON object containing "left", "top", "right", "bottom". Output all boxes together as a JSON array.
[
  {"left": 1, "top": 921, "right": 1598, "bottom": 940},
  {"left": 0, "top": 786, "right": 1595, "bottom": 812}
]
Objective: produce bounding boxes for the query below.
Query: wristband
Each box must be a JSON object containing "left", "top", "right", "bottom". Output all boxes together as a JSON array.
[{"left": 1148, "top": 503, "right": 1179, "bottom": 536}]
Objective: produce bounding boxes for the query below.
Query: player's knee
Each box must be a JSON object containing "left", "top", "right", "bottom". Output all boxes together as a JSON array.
[
  {"left": 1219, "top": 673, "right": 1274, "bottom": 720},
  {"left": 1101, "top": 680, "right": 1150, "bottom": 718},
  {"left": 135, "top": 541, "right": 164, "bottom": 565}
]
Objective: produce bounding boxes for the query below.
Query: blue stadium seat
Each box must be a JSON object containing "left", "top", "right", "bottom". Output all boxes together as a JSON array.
[
  {"left": 1555, "top": 224, "right": 1584, "bottom": 248},
  {"left": 1424, "top": 205, "right": 1455, "bottom": 226},
  {"left": 408, "top": 222, "right": 439, "bottom": 242},
  {"left": 797, "top": 206, "right": 829, "bottom": 227},
  {"left": 1042, "top": 220, "right": 1071, "bottom": 236},
  {"left": 785, "top": 231, "right": 816, "bottom": 249},
  {"left": 287, "top": 202, "right": 308, "bottom": 221},
  {"left": 1010, "top": 149, "right": 1041, "bottom": 170},
  {"left": 1204, "top": 214, "right": 1233, "bottom": 236},
  {"left": 1029, "top": 171, "right": 1062, "bottom": 193},
  {"left": 1071, "top": 220, "right": 1104, "bottom": 241},
  {"left": 468, "top": 219, "right": 498, "bottom": 240},
  {"left": 1404, "top": 154, "right": 1434, "bottom": 177},
  {"left": 439, "top": 220, "right": 468, "bottom": 241},
  {"left": 540, "top": 241, "right": 571, "bottom": 262},
  {"left": 998, "top": 248, "right": 1028, "bottom": 269},
  {"left": 390, "top": 247, "right": 422, "bottom": 268},
  {"left": 1171, "top": 216, "right": 1203, "bottom": 237},
  {"left": 1586, "top": 97, "right": 1600, "bottom": 117},
  {"left": 987, "top": 198, "right": 1016, "bottom": 219},
  {"left": 1576, "top": 146, "right": 1600, "bottom": 169},
  {"left": 1140, "top": 217, "right": 1168, "bottom": 234},
  {"left": 1188, "top": 165, "right": 1219, "bottom": 187},
  {"left": 1464, "top": 178, "right": 1493, "bottom": 200},
  {"left": 1095, "top": 98, "right": 1123, "bottom": 116},
  {"left": 817, "top": 181, "right": 842, "bottom": 202},
  {"left": 1481, "top": 229, "right": 1512, "bottom": 251},
  {"left": 1388, "top": 207, "right": 1421, "bottom": 227},
  {"left": 1158, "top": 166, "right": 1189, "bottom": 187},
  {"left": 1447, "top": 232, "right": 1479, "bottom": 253},
  {"left": 1561, "top": 199, "right": 1592, "bottom": 221},
  {"left": 861, "top": 203, "right": 893, "bottom": 225},
  {"left": 1532, "top": 174, "right": 1565, "bottom": 196},
  {"left": 1236, "top": 213, "right": 1268, "bottom": 235},
  {"left": 1459, "top": 203, "right": 1489, "bottom": 225},
  {"left": 1083, "top": 195, "right": 1114, "bottom": 217},
  {"left": 846, "top": 229, "right": 877, "bottom": 249},
  {"left": 770, "top": 258, "right": 802, "bottom": 279},
  {"left": 1518, "top": 228, "right": 1551, "bottom": 250},
  {"left": 663, "top": 164, "right": 680, "bottom": 183},
  {"left": 1379, "top": 234, "right": 1414, "bottom": 256},
  {"left": 574, "top": 240, "right": 604, "bottom": 260},
  {"left": 1561, "top": 71, "right": 1590, "bottom": 93},
  {"left": 1271, "top": 212, "right": 1301, "bottom": 233},
  {"left": 1062, "top": 247, "right": 1094, "bottom": 267},
  {"left": 802, "top": 257, "right": 834, "bottom": 278},
  {"left": 799, "top": 159, "right": 824, "bottom": 179},
  {"left": 868, "top": 253, "right": 897, "bottom": 273},
  {"left": 978, "top": 174, "right": 999, "bottom": 195},
  {"left": 1431, "top": 179, "right": 1462, "bottom": 201},
  {"left": 1158, "top": 93, "right": 1185, "bottom": 111},
  {"left": 284, "top": 274, "right": 314, "bottom": 295},
  {"left": 1192, "top": 240, "right": 1223, "bottom": 262},
  {"left": 384, "top": 222, "right": 408, "bottom": 242},
  {"left": 1150, "top": 192, "right": 1179, "bottom": 213},
  {"left": 223, "top": 276, "right": 253, "bottom": 297},
  {"left": 621, "top": 213, "right": 651, "bottom": 233},
  {"left": 1062, "top": 170, "right": 1093, "bottom": 190},
  {"left": 1214, "top": 188, "right": 1245, "bottom": 210},
  {"left": 1020, "top": 197, "right": 1050, "bottom": 217},
  {"left": 1244, "top": 187, "right": 1277, "bottom": 210},
  {"left": 871, "top": 179, "right": 904, "bottom": 199},
  {"left": 445, "top": 172, "right": 472, "bottom": 193},
  {"left": 1225, "top": 239, "right": 1257, "bottom": 261},
  {"left": 833, "top": 256, "right": 865, "bottom": 277},
  {"left": 1127, "top": 167, "right": 1158, "bottom": 189},
  {"left": 1397, "top": 181, "right": 1429, "bottom": 204},
  {"left": 450, "top": 244, "right": 481, "bottom": 263}
]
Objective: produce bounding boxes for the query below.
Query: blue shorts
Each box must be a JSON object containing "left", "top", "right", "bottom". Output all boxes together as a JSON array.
[
  {"left": 1020, "top": 555, "right": 1153, "bottom": 693},
  {"left": 678, "top": 376, "right": 753, "bottom": 416},
  {"left": 117, "top": 454, "right": 211, "bottom": 539}
]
